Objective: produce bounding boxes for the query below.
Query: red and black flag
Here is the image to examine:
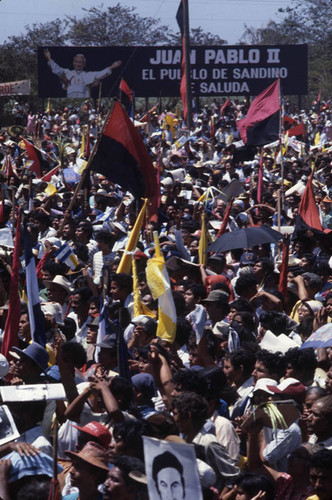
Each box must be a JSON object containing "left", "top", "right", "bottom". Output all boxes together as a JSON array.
[
  {"left": 22, "top": 138, "right": 48, "bottom": 178},
  {"left": 176, "top": 0, "right": 187, "bottom": 121},
  {"left": 89, "top": 101, "right": 158, "bottom": 221},
  {"left": 119, "top": 78, "right": 133, "bottom": 119},
  {"left": 237, "top": 80, "right": 280, "bottom": 146},
  {"left": 293, "top": 173, "right": 323, "bottom": 238}
]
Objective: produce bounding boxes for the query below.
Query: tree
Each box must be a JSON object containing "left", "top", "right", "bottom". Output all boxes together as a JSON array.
[{"left": 239, "top": 0, "right": 332, "bottom": 98}]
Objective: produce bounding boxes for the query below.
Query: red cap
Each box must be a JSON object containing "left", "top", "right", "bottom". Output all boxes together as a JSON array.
[{"left": 72, "top": 421, "right": 111, "bottom": 448}]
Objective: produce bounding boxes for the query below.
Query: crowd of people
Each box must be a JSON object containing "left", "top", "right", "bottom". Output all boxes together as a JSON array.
[{"left": 0, "top": 93, "right": 331, "bottom": 500}]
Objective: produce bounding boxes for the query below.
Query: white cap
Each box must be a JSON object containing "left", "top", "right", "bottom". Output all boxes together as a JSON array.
[{"left": 253, "top": 378, "right": 278, "bottom": 394}]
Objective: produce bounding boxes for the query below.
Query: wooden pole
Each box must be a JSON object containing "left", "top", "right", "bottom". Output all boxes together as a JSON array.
[
  {"left": 277, "top": 189, "right": 281, "bottom": 260},
  {"left": 183, "top": 0, "right": 193, "bottom": 129}
]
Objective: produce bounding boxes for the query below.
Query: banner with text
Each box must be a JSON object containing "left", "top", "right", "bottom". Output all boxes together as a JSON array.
[
  {"left": 0, "top": 79, "right": 30, "bottom": 96},
  {"left": 38, "top": 45, "right": 308, "bottom": 98}
]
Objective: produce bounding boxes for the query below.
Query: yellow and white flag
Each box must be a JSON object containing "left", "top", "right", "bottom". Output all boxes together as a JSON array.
[
  {"left": 146, "top": 232, "right": 177, "bottom": 343},
  {"left": 132, "top": 256, "right": 155, "bottom": 319},
  {"left": 117, "top": 198, "right": 148, "bottom": 275}
]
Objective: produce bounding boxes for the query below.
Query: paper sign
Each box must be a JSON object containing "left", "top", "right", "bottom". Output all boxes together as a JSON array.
[
  {"left": 143, "top": 436, "right": 203, "bottom": 500},
  {"left": 0, "top": 405, "right": 20, "bottom": 445},
  {"left": 0, "top": 383, "right": 66, "bottom": 402}
]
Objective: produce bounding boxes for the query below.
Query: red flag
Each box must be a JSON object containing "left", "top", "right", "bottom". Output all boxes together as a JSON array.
[
  {"left": 286, "top": 123, "right": 306, "bottom": 137},
  {"left": 41, "top": 166, "right": 59, "bottom": 183},
  {"left": 90, "top": 102, "right": 158, "bottom": 221},
  {"left": 1, "top": 210, "right": 21, "bottom": 358},
  {"left": 216, "top": 199, "right": 233, "bottom": 238},
  {"left": 257, "top": 155, "right": 264, "bottom": 204},
  {"left": 220, "top": 98, "right": 231, "bottom": 116},
  {"left": 119, "top": 78, "right": 133, "bottom": 117},
  {"left": 237, "top": 80, "right": 280, "bottom": 146},
  {"left": 140, "top": 104, "right": 157, "bottom": 123},
  {"left": 22, "top": 138, "right": 42, "bottom": 178},
  {"left": 278, "top": 235, "right": 290, "bottom": 299},
  {"left": 317, "top": 90, "right": 321, "bottom": 103},
  {"left": 180, "top": 37, "right": 187, "bottom": 121},
  {"left": 4, "top": 155, "right": 15, "bottom": 178},
  {"left": 294, "top": 173, "right": 323, "bottom": 236}
]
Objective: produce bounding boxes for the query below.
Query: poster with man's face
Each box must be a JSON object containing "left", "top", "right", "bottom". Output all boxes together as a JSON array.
[{"left": 143, "top": 436, "right": 203, "bottom": 500}]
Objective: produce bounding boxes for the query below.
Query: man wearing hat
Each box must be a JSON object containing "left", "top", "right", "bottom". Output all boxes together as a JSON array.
[
  {"left": 202, "top": 290, "right": 230, "bottom": 330},
  {"left": 44, "top": 274, "right": 72, "bottom": 316},
  {"left": 127, "top": 315, "right": 157, "bottom": 349},
  {"left": 10, "top": 342, "right": 49, "bottom": 384},
  {"left": 63, "top": 441, "right": 109, "bottom": 500}
]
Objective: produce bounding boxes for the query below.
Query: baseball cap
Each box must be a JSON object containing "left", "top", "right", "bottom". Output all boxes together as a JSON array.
[
  {"left": 132, "top": 373, "right": 156, "bottom": 401},
  {"left": 71, "top": 421, "right": 112, "bottom": 449},
  {"left": 252, "top": 378, "right": 278, "bottom": 394},
  {"left": 267, "top": 377, "right": 306, "bottom": 404}
]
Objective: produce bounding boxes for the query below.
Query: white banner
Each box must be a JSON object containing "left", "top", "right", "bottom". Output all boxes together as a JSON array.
[{"left": 0, "top": 79, "right": 31, "bottom": 96}]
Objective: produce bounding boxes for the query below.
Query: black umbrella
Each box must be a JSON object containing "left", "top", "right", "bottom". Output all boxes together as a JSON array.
[{"left": 207, "top": 226, "right": 284, "bottom": 253}]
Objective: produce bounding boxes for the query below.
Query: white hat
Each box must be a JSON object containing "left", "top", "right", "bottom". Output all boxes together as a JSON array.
[
  {"left": 44, "top": 275, "right": 72, "bottom": 295},
  {"left": 253, "top": 378, "right": 278, "bottom": 394}
]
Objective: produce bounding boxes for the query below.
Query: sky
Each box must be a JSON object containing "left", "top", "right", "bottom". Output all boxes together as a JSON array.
[{"left": 0, "top": 0, "right": 290, "bottom": 45}]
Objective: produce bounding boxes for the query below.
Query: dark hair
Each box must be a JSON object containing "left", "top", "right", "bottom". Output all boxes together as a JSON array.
[
  {"left": 73, "top": 242, "right": 89, "bottom": 264},
  {"left": 284, "top": 348, "right": 317, "bottom": 381},
  {"left": 95, "top": 229, "right": 113, "bottom": 246},
  {"left": 230, "top": 297, "right": 254, "bottom": 314},
  {"left": 171, "top": 392, "right": 208, "bottom": 429},
  {"left": 235, "top": 472, "right": 274, "bottom": 500},
  {"left": 152, "top": 451, "right": 184, "bottom": 494},
  {"left": 78, "top": 221, "right": 93, "bottom": 238},
  {"left": 175, "top": 318, "right": 193, "bottom": 347},
  {"left": 172, "top": 369, "right": 208, "bottom": 396},
  {"left": 302, "top": 272, "right": 323, "bottom": 292},
  {"left": 113, "top": 455, "right": 146, "bottom": 487},
  {"left": 61, "top": 342, "right": 87, "bottom": 368},
  {"left": 185, "top": 283, "right": 207, "bottom": 301},
  {"left": 71, "top": 286, "right": 93, "bottom": 303},
  {"left": 235, "top": 273, "right": 258, "bottom": 296},
  {"left": 42, "top": 260, "right": 66, "bottom": 277},
  {"left": 309, "top": 448, "right": 332, "bottom": 470},
  {"left": 113, "top": 419, "right": 152, "bottom": 460},
  {"left": 257, "top": 257, "right": 275, "bottom": 276},
  {"left": 225, "top": 348, "right": 256, "bottom": 379},
  {"left": 255, "top": 349, "right": 285, "bottom": 379},
  {"left": 198, "top": 366, "right": 227, "bottom": 401},
  {"left": 260, "top": 311, "right": 288, "bottom": 336},
  {"left": 172, "top": 291, "right": 186, "bottom": 317},
  {"left": 111, "top": 273, "right": 133, "bottom": 295},
  {"left": 110, "top": 376, "right": 135, "bottom": 410}
]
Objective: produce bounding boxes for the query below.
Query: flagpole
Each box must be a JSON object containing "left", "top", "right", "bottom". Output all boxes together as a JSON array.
[
  {"left": 57, "top": 100, "right": 116, "bottom": 234},
  {"left": 183, "top": 0, "right": 193, "bottom": 129},
  {"left": 278, "top": 78, "right": 284, "bottom": 209}
]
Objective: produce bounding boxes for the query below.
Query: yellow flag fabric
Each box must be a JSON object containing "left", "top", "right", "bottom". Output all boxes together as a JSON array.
[
  {"left": 314, "top": 132, "right": 320, "bottom": 146},
  {"left": 44, "top": 183, "right": 57, "bottom": 196},
  {"left": 132, "top": 256, "right": 155, "bottom": 318},
  {"left": 198, "top": 211, "right": 208, "bottom": 266},
  {"left": 46, "top": 99, "right": 51, "bottom": 114},
  {"left": 117, "top": 199, "right": 148, "bottom": 275},
  {"left": 80, "top": 126, "right": 86, "bottom": 157},
  {"left": 146, "top": 233, "right": 177, "bottom": 343}
]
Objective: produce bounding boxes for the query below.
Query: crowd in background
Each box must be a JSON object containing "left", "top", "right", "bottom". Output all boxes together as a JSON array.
[{"left": 0, "top": 94, "right": 331, "bottom": 499}]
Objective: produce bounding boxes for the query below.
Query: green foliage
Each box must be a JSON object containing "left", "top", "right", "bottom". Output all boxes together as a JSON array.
[{"left": 239, "top": 0, "right": 332, "bottom": 98}]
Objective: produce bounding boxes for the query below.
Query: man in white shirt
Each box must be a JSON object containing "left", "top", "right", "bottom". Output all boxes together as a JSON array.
[{"left": 44, "top": 49, "right": 121, "bottom": 98}]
